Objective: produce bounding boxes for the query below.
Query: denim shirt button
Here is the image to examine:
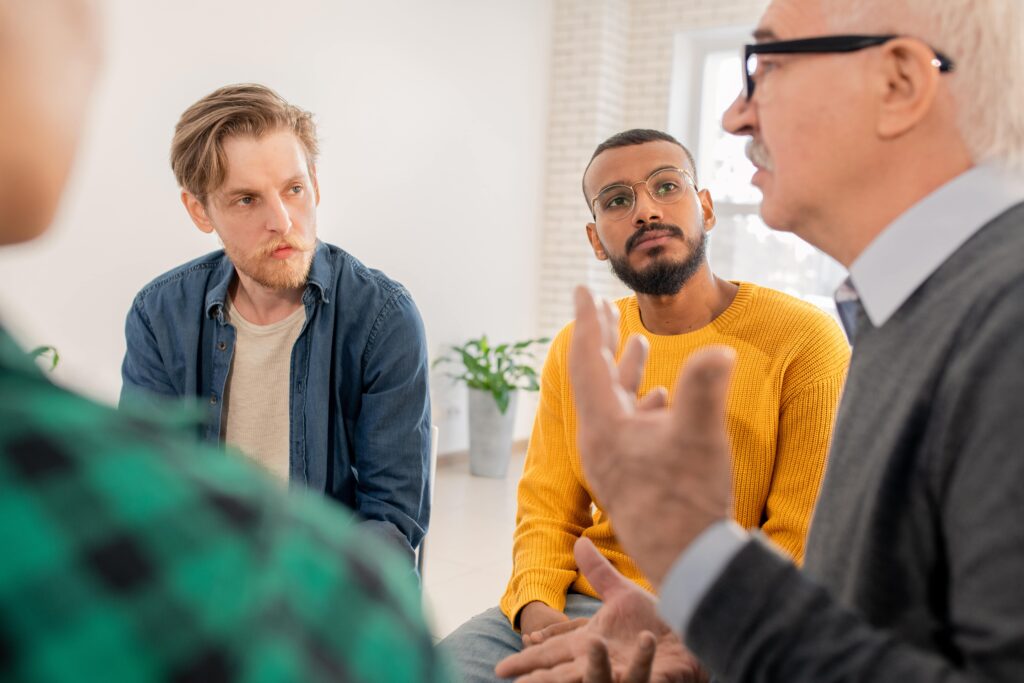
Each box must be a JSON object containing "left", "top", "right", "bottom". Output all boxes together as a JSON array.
[
  {"left": 210, "top": 394, "right": 218, "bottom": 405},
  {"left": 217, "top": 341, "right": 227, "bottom": 351}
]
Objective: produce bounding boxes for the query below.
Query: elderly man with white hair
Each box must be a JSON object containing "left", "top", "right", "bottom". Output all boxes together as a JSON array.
[{"left": 497, "top": 0, "right": 1024, "bottom": 681}]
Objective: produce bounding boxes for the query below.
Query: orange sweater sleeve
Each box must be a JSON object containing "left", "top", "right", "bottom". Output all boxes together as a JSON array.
[{"left": 499, "top": 327, "right": 592, "bottom": 626}]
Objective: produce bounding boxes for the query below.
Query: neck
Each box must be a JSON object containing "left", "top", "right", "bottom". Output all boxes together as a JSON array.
[
  {"left": 634, "top": 264, "right": 738, "bottom": 335},
  {"left": 812, "top": 141, "right": 974, "bottom": 267},
  {"left": 230, "top": 273, "right": 305, "bottom": 325}
]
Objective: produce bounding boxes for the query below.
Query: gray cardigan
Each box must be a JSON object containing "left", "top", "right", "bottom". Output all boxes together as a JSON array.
[{"left": 688, "top": 203, "right": 1024, "bottom": 682}]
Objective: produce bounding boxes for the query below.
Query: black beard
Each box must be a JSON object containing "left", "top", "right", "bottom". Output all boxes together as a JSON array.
[{"left": 607, "top": 226, "right": 707, "bottom": 296}]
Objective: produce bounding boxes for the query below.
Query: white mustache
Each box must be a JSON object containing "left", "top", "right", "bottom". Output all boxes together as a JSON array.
[{"left": 746, "top": 139, "right": 774, "bottom": 171}]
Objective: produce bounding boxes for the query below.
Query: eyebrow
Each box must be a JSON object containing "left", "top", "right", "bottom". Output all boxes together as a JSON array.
[
  {"left": 220, "top": 175, "right": 307, "bottom": 198},
  {"left": 752, "top": 27, "right": 779, "bottom": 42},
  {"left": 596, "top": 165, "right": 680, "bottom": 194}
]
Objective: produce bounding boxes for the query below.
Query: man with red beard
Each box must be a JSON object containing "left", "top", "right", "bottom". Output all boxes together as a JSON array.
[{"left": 120, "top": 84, "right": 431, "bottom": 564}]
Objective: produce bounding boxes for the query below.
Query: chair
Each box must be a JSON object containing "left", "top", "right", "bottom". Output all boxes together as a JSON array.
[{"left": 416, "top": 425, "right": 440, "bottom": 579}]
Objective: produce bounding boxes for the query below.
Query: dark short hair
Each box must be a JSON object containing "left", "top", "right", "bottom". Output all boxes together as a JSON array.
[{"left": 582, "top": 129, "right": 699, "bottom": 212}]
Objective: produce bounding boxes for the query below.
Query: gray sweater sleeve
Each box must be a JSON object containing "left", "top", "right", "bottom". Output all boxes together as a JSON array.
[{"left": 685, "top": 280, "right": 1024, "bottom": 683}]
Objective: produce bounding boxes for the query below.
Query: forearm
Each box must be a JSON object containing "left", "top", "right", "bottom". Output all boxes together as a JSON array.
[
  {"left": 359, "top": 518, "right": 415, "bottom": 566},
  {"left": 354, "top": 292, "right": 432, "bottom": 550},
  {"left": 502, "top": 524, "right": 585, "bottom": 622},
  {"left": 687, "top": 539, "right": 979, "bottom": 683}
]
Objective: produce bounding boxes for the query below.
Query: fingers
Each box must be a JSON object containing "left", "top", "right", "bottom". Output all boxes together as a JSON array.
[
  {"left": 670, "top": 346, "right": 736, "bottom": 435},
  {"left": 599, "top": 297, "right": 620, "bottom": 357},
  {"left": 637, "top": 386, "right": 667, "bottom": 411},
  {"left": 623, "top": 631, "right": 656, "bottom": 683},
  {"left": 574, "top": 537, "right": 632, "bottom": 601},
  {"left": 495, "top": 633, "right": 575, "bottom": 679},
  {"left": 583, "top": 637, "right": 614, "bottom": 683},
  {"left": 618, "top": 335, "right": 649, "bottom": 397},
  {"left": 528, "top": 618, "right": 590, "bottom": 646},
  {"left": 569, "top": 287, "right": 619, "bottom": 417},
  {"left": 517, "top": 660, "right": 585, "bottom": 683}
]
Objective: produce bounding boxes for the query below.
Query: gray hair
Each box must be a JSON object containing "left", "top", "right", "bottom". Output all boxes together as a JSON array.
[{"left": 822, "top": 0, "right": 1024, "bottom": 170}]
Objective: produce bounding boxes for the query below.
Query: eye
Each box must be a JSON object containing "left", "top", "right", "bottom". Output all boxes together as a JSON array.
[
  {"left": 290, "top": 185, "right": 303, "bottom": 194},
  {"left": 655, "top": 182, "right": 679, "bottom": 196},
  {"left": 755, "top": 57, "right": 779, "bottom": 77},
  {"left": 238, "top": 196, "right": 255, "bottom": 206},
  {"left": 601, "top": 190, "right": 633, "bottom": 210}
]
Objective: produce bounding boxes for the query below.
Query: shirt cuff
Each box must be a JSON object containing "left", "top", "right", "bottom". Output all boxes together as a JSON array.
[{"left": 656, "top": 519, "right": 749, "bottom": 636}]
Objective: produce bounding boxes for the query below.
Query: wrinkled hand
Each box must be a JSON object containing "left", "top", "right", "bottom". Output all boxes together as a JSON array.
[
  {"left": 567, "top": 286, "right": 736, "bottom": 586},
  {"left": 496, "top": 538, "right": 706, "bottom": 683},
  {"left": 521, "top": 602, "right": 571, "bottom": 647}
]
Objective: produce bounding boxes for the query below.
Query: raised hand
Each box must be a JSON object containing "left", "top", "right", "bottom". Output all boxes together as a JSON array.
[{"left": 566, "top": 286, "right": 736, "bottom": 586}]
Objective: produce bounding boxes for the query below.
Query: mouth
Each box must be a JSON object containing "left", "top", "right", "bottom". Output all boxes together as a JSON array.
[
  {"left": 631, "top": 230, "right": 678, "bottom": 252},
  {"left": 270, "top": 245, "right": 297, "bottom": 259}
]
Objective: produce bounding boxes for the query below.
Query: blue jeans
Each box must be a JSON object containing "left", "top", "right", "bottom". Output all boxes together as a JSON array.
[{"left": 438, "top": 593, "right": 602, "bottom": 683}]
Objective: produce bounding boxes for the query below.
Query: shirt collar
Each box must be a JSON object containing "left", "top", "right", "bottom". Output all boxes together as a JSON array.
[
  {"left": 845, "top": 164, "right": 1024, "bottom": 327},
  {"left": 204, "top": 240, "right": 333, "bottom": 318}
]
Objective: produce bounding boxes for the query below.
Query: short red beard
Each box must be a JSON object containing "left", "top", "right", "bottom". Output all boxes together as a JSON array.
[{"left": 226, "top": 235, "right": 315, "bottom": 290}]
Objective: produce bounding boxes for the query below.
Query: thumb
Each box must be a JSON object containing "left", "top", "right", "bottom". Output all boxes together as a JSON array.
[{"left": 575, "top": 537, "right": 632, "bottom": 601}]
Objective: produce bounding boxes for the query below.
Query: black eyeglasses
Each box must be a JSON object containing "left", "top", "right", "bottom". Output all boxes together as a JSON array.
[{"left": 743, "top": 34, "right": 955, "bottom": 100}]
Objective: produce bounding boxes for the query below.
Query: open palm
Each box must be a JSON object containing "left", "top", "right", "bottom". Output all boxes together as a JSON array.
[{"left": 495, "top": 538, "right": 706, "bottom": 683}]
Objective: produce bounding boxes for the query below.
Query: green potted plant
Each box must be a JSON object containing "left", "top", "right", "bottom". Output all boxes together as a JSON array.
[
  {"left": 434, "top": 334, "right": 548, "bottom": 477},
  {"left": 30, "top": 345, "right": 60, "bottom": 371}
]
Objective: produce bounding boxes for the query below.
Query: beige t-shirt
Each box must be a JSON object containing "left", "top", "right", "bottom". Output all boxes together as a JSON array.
[{"left": 221, "top": 297, "right": 306, "bottom": 483}]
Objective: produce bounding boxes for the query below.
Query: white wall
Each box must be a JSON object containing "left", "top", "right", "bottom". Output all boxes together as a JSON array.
[{"left": 0, "top": 0, "right": 552, "bottom": 454}]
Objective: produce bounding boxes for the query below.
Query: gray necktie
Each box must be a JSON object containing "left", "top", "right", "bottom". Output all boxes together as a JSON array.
[{"left": 834, "top": 279, "right": 864, "bottom": 343}]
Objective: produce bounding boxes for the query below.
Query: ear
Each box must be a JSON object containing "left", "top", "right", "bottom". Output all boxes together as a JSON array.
[
  {"left": 698, "top": 188, "right": 717, "bottom": 232},
  {"left": 585, "top": 222, "right": 607, "bottom": 260},
  {"left": 310, "top": 164, "right": 321, "bottom": 206},
  {"left": 181, "top": 191, "right": 216, "bottom": 234},
  {"left": 875, "top": 38, "right": 943, "bottom": 139}
]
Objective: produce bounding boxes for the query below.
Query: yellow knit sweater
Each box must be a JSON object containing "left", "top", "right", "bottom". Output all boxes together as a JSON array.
[{"left": 500, "top": 282, "right": 850, "bottom": 625}]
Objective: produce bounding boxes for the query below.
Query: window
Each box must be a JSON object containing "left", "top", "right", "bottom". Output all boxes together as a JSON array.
[{"left": 671, "top": 28, "right": 845, "bottom": 315}]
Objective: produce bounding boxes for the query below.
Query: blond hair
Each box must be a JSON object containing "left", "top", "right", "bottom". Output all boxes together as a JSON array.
[
  {"left": 822, "top": 0, "right": 1024, "bottom": 171},
  {"left": 170, "top": 83, "right": 319, "bottom": 200}
]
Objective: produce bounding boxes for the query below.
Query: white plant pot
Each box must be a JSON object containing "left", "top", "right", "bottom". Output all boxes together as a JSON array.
[{"left": 467, "top": 387, "right": 518, "bottom": 478}]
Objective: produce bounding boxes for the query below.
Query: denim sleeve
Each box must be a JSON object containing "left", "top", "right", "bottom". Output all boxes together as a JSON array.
[
  {"left": 120, "top": 296, "right": 178, "bottom": 408},
  {"left": 353, "top": 290, "right": 431, "bottom": 562}
]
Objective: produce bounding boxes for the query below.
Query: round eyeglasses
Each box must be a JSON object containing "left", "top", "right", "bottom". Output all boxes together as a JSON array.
[{"left": 590, "top": 168, "right": 696, "bottom": 221}]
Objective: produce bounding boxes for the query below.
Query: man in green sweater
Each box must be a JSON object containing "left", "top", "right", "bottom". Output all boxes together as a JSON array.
[{"left": 0, "top": 2, "right": 448, "bottom": 681}]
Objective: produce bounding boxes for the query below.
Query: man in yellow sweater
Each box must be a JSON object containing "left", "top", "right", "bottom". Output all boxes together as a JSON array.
[{"left": 438, "top": 129, "right": 849, "bottom": 681}]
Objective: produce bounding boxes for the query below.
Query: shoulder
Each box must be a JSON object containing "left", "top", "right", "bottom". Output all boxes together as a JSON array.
[
  {"left": 732, "top": 283, "right": 850, "bottom": 388},
  {"left": 545, "top": 294, "right": 636, "bottom": 364},
  {"left": 0, "top": 376, "right": 438, "bottom": 676},
  {"left": 741, "top": 282, "right": 839, "bottom": 330},
  {"left": 130, "top": 250, "right": 227, "bottom": 311},
  {"left": 739, "top": 282, "right": 847, "bottom": 351},
  {"left": 323, "top": 243, "right": 413, "bottom": 306},
  {"left": 320, "top": 245, "right": 426, "bottom": 350}
]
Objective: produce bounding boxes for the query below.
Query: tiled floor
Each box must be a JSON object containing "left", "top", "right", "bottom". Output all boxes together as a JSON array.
[{"left": 422, "top": 448, "right": 526, "bottom": 640}]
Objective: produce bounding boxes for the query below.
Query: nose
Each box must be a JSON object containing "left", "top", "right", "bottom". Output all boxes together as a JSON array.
[
  {"left": 266, "top": 196, "right": 292, "bottom": 235},
  {"left": 631, "top": 182, "right": 663, "bottom": 227},
  {"left": 722, "top": 88, "right": 756, "bottom": 138}
]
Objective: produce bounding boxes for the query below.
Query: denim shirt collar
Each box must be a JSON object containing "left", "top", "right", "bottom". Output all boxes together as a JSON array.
[{"left": 203, "top": 240, "right": 334, "bottom": 319}]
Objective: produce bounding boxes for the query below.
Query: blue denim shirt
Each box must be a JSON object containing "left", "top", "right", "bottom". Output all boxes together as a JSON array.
[{"left": 120, "top": 241, "right": 431, "bottom": 560}]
